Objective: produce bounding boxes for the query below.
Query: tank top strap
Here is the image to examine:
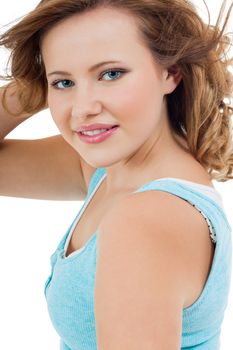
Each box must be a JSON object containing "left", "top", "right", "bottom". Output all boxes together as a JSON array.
[
  {"left": 87, "top": 167, "right": 106, "bottom": 198},
  {"left": 132, "top": 178, "right": 232, "bottom": 248},
  {"left": 133, "top": 178, "right": 229, "bottom": 225},
  {"left": 47, "top": 168, "right": 106, "bottom": 260}
]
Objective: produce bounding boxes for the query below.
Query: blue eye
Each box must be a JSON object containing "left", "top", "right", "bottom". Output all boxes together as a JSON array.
[
  {"left": 50, "top": 69, "right": 127, "bottom": 90},
  {"left": 101, "top": 69, "right": 125, "bottom": 81},
  {"left": 51, "top": 79, "right": 75, "bottom": 89}
]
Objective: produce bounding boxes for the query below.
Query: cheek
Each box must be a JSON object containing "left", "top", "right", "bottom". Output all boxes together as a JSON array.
[
  {"left": 47, "top": 93, "right": 69, "bottom": 129},
  {"left": 110, "top": 74, "right": 162, "bottom": 125}
]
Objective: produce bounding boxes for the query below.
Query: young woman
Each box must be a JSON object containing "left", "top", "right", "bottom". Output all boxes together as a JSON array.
[{"left": 0, "top": 0, "right": 232, "bottom": 349}]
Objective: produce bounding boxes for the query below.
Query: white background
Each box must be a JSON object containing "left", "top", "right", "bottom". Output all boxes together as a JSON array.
[{"left": 0, "top": 1, "right": 232, "bottom": 349}]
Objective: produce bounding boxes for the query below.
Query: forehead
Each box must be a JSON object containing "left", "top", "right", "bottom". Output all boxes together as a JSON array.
[{"left": 41, "top": 7, "right": 151, "bottom": 67}]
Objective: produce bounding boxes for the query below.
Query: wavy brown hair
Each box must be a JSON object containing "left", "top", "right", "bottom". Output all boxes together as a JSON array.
[{"left": 0, "top": 0, "right": 233, "bottom": 181}]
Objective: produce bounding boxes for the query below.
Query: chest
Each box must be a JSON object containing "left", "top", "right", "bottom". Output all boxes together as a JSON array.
[
  {"left": 65, "top": 192, "right": 105, "bottom": 258},
  {"left": 64, "top": 181, "right": 124, "bottom": 258}
]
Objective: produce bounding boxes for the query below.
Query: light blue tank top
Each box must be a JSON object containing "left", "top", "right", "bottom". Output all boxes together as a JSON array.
[{"left": 44, "top": 167, "right": 232, "bottom": 350}]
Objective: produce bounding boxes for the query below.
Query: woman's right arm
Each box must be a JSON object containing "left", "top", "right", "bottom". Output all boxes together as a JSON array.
[{"left": 0, "top": 84, "right": 96, "bottom": 200}]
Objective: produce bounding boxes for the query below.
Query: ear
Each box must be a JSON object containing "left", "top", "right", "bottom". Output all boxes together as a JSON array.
[{"left": 163, "top": 64, "right": 182, "bottom": 95}]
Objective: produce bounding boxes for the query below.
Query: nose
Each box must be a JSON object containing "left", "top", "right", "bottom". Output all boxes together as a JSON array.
[{"left": 71, "top": 85, "right": 102, "bottom": 120}]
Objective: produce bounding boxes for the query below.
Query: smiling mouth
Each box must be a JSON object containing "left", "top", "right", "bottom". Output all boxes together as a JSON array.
[
  {"left": 79, "top": 125, "right": 118, "bottom": 136},
  {"left": 76, "top": 125, "right": 119, "bottom": 143}
]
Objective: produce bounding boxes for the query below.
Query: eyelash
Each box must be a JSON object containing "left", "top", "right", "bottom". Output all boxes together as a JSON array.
[{"left": 50, "top": 69, "right": 127, "bottom": 90}]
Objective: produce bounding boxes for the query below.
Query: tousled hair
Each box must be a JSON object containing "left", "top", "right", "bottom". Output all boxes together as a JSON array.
[{"left": 0, "top": 0, "right": 233, "bottom": 181}]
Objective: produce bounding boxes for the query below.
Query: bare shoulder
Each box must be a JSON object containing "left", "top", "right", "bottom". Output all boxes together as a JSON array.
[
  {"left": 101, "top": 189, "right": 214, "bottom": 295},
  {"left": 95, "top": 190, "right": 213, "bottom": 348},
  {"left": 95, "top": 191, "right": 213, "bottom": 350},
  {"left": 99, "top": 189, "right": 211, "bottom": 244}
]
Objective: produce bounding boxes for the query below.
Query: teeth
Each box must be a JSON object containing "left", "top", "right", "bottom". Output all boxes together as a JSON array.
[{"left": 81, "top": 128, "right": 109, "bottom": 136}]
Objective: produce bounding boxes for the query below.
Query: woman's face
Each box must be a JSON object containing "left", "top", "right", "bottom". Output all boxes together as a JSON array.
[{"left": 41, "top": 6, "right": 178, "bottom": 169}]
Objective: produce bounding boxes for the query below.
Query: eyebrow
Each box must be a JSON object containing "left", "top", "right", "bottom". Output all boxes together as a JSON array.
[{"left": 47, "top": 60, "right": 122, "bottom": 77}]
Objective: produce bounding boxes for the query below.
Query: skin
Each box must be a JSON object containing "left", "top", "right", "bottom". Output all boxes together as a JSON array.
[{"left": 41, "top": 6, "right": 211, "bottom": 196}]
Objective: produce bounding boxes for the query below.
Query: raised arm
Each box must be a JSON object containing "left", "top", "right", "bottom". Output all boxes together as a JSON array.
[
  {"left": 0, "top": 84, "right": 96, "bottom": 200},
  {"left": 0, "top": 83, "right": 32, "bottom": 140}
]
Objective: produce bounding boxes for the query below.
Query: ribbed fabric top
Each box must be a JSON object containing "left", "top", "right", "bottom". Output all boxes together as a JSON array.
[{"left": 44, "top": 167, "right": 232, "bottom": 350}]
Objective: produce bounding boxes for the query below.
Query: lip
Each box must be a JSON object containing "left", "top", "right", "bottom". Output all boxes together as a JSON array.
[
  {"left": 76, "top": 125, "right": 119, "bottom": 144},
  {"left": 76, "top": 123, "right": 118, "bottom": 132}
]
